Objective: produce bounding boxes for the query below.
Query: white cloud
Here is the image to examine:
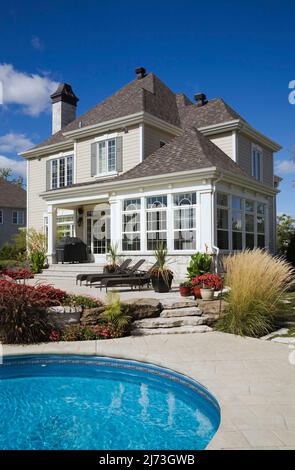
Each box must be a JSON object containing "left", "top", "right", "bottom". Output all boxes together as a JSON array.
[
  {"left": 275, "top": 158, "right": 295, "bottom": 175},
  {"left": 0, "top": 155, "right": 26, "bottom": 179},
  {"left": 0, "top": 133, "right": 34, "bottom": 153},
  {"left": 31, "top": 36, "right": 44, "bottom": 51},
  {"left": 0, "top": 63, "right": 58, "bottom": 116}
]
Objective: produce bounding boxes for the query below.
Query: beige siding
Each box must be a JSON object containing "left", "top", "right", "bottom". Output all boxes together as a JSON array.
[
  {"left": 144, "top": 125, "right": 176, "bottom": 158},
  {"left": 237, "top": 133, "right": 274, "bottom": 187},
  {"left": 27, "top": 157, "right": 47, "bottom": 230},
  {"left": 209, "top": 132, "right": 233, "bottom": 159},
  {"left": 76, "top": 124, "right": 140, "bottom": 184}
]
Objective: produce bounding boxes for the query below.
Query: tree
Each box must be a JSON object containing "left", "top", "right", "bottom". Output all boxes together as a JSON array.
[
  {"left": 277, "top": 214, "right": 295, "bottom": 255},
  {"left": 0, "top": 167, "right": 24, "bottom": 188}
]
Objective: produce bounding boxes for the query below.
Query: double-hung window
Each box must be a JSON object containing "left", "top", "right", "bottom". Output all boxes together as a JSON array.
[
  {"left": 97, "top": 139, "right": 117, "bottom": 175},
  {"left": 51, "top": 155, "right": 73, "bottom": 189},
  {"left": 122, "top": 199, "right": 141, "bottom": 251},
  {"left": 146, "top": 196, "right": 167, "bottom": 250},
  {"left": 216, "top": 193, "right": 229, "bottom": 249},
  {"left": 12, "top": 210, "right": 24, "bottom": 225},
  {"left": 252, "top": 145, "right": 263, "bottom": 181},
  {"left": 173, "top": 193, "right": 196, "bottom": 250}
]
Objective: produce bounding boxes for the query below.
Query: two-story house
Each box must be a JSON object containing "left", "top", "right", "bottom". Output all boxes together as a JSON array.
[
  {"left": 21, "top": 67, "right": 281, "bottom": 279},
  {"left": 0, "top": 178, "right": 26, "bottom": 248}
]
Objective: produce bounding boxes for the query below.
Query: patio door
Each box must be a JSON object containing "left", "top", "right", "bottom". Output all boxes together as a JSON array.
[{"left": 86, "top": 204, "right": 110, "bottom": 262}]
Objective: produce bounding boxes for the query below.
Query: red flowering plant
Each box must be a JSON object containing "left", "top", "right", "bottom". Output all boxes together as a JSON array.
[
  {"left": 192, "top": 273, "right": 223, "bottom": 291},
  {"left": 0, "top": 268, "right": 34, "bottom": 280}
]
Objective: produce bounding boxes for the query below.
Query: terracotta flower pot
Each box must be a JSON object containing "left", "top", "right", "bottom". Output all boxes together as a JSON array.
[
  {"left": 179, "top": 286, "right": 192, "bottom": 297},
  {"left": 193, "top": 287, "right": 202, "bottom": 299}
]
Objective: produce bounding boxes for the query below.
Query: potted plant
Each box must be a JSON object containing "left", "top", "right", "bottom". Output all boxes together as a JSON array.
[
  {"left": 187, "top": 252, "right": 213, "bottom": 281},
  {"left": 151, "top": 243, "right": 173, "bottom": 293},
  {"left": 192, "top": 274, "right": 223, "bottom": 301},
  {"left": 179, "top": 281, "right": 192, "bottom": 297},
  {"left": 200, "top": 285, "right": 215, "bottom": 301},
  {"left": 103, "top": 243, "right": 119, "bottom": 273},
  {"left": 191, "top": 278, "right": 202, "bottom": 299}
]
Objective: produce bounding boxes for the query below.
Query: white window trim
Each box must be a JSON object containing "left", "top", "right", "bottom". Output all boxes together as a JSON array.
[
  {"left": 251, "top": 144, "right": 263, "bottom": 182},
  {"left": 121, "top": 199, "right": 142, "bottom": 252},
  {"left": 12, "top": 210, "right": 24, "bottom": 225},
  {"left": 50, "top": 154, "right": 74, "bottom": 190},
  {"left": 95, "top": 138, "right": 118, "bottom": 178}
]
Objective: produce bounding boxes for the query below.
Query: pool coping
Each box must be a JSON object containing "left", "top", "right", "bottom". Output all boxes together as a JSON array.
[{"left": 2, "top": 332, "right": 295, "bottom": 450}]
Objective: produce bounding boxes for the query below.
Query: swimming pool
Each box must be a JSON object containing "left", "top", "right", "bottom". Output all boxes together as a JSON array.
[{"left": 0, "top": 355, "right": 220, "bottom": 450}]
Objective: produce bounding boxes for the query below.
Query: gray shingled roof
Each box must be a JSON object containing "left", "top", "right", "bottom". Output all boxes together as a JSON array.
[
  {"left": 32, "top": 73, "right": 181, "bottom": 150},
  {"left": 30, "top": 72, "right": 248, "bottom": 152},
  {"left": 0, "top": 178, "right": 26, "bottom": 208},
  {"left": 116, "top": 127, "right": 248, "bottom": 181}
]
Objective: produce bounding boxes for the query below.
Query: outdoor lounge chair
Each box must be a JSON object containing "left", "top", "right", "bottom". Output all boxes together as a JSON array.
[
  {"left": 75, "top": 258, "right": 132, "bottom": 285},
  {"left": 86, "top": 258, "right": 146, "bottom": 287},
  {"left": 99, "top": 263, "right": 158, "bottom": 292}
]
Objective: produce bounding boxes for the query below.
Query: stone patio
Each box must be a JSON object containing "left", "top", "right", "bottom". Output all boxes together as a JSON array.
[{"left": 3, "top": 332, "right": 295, "bottom": 450}]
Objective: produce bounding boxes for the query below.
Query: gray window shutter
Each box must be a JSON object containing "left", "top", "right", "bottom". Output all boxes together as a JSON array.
[
  {"left": 91, "top": 142, "right": 97, "bottom": 176},
  {"left": 116, "top": 136, "right": 123, "bottom": 172},
  {"left": 46, "top": 160, "right": 51, "bottom": 190}
]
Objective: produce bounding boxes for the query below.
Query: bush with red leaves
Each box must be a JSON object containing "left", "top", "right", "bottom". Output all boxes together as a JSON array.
[
  {"left": 192, "top": 273, "right": 223, "bottom": 291},
  {"left": 0, "top": 280, "right": 61, "bottom": 344},
  {"left": 0, "top": 268, "right": 34, "bottom": 280},
  {"left": 33, "top": 284, "right": 68, "bottom": 306}
]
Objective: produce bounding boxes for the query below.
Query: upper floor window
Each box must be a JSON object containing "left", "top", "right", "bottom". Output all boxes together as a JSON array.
[
  {"left": 252, "top": 145, "right": 263, "bottom": 181},
  {"left": 91, "top": 136, "right": 122, "bottom": 177},
  {"left": 12, "top": 210, "right": 24, "bottom": 225},
  {"left": 0, "top": 210, "right": 3, "bottom": 224},
  {"left": 51, "top": 155, "right": 73, "bottom": 189}
]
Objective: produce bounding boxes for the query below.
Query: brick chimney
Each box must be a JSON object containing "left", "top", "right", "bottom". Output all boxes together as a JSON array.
[{"left": 50, "top": 83, "right": 79, "bottom": 134}]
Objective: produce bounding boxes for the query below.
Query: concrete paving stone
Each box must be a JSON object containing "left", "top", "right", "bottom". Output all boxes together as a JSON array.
[{"left": 241, "top": 430, "right": 285, "bottom": 447}]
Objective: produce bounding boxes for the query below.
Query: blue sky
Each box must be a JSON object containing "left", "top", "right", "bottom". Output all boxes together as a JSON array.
[{"left": 0, "top": 0, "right": 295, "bottom": 215}]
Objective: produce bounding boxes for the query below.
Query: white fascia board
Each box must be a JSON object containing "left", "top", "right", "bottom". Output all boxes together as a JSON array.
[
  {"left": 40, "top": 167, "right": 219, "bottom": 202},
  {"left": 20, "top": 141, "right": 74, "bottom": 159},
  {"left": 221, "top": 170, "right": 278, "bottom": 196},
  {"left": 199, "top": 120, "right": 281, "bottom": 152}
]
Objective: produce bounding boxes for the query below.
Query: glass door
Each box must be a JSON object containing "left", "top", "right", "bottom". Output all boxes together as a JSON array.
[{"left": 86, "top": 204, "right": 110, "bottom": 262}]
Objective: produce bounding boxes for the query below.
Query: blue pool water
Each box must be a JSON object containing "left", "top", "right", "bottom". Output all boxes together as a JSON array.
[{"left": 0, "top": 355, "right": 220, "bottom": 450}]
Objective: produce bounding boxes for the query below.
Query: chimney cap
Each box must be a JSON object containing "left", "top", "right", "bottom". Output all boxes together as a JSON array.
[
  {"left": 194, "top": 92, "right": 208, "bottom": 107},
  {"left": 135, "top": 67, "right": 147, "bottom": 79},
  {"left": 50, "top": 83, "right": 79, "bottom": 106}
]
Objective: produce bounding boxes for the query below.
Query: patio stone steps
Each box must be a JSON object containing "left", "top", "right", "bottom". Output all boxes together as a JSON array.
[
  {"left": 132, "top": 298, "right": 213, "bottom": 335},
  {"left": 35, "top": 263, "right": 104, "bottom": 282},
  {"left": 132, "top": 325, "right": 213, "bottom": 335}
]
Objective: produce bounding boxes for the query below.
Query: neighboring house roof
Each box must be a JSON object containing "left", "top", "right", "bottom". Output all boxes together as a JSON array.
[
  {"left": 0, "top": 178, "right": 26, "bottom": 208},
  {"left": 116, "top": 127, "right": 248, "bottom": 181}
]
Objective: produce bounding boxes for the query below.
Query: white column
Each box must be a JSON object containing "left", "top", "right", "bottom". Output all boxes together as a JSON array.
[
  {"left": 47, "top": 205, "right": 57, "bottom": 264},
  {"left": 140, "top": 196, "right": 146, "bottom": 252},
  {"left": 109, "top": 197, "right": 121, "bottom": 250},
  {"left": 199, "top": 191, "right": 213, "bottom": 252},
  {"left": 166, "top": 193, "right": 173, "bottom": 253}
]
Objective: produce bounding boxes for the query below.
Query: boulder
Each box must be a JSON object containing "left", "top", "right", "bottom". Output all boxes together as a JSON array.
[
  {"left": 197, "top": 299, "right": 228, "bottom": 320},
  {"left": 80, "top": 306, "right": 105, "bottom": 325},
  {"left": 47, "top": 305, "right": 82, "bottom": 328},
  {"left": 122, "top": 298, "right": 162, "bottom": 320}
]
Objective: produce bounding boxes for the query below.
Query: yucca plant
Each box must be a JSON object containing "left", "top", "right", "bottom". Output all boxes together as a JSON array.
[
  {"left": 104, "top": 243, "right": 120, "bottom": 273},
  {"left": 151, "top": 242, "right": 174, "bottom": 292},
  {"left": 100, "top": 292, "right": 132, "bottom": 334},
  {"left": 216, "top": 249, "right": 295, "bottom": 337}
]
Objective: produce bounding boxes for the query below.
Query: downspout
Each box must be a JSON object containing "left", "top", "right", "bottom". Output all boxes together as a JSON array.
[{"left": 211, "top": 172, "right": 224, "bottom": 273}]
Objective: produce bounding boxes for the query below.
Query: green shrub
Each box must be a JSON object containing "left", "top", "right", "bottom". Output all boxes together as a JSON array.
[
  {"left": 30, "top": 251, "right": 46, "bottom": 273},
  {"left": 0, "top": 243, "right": 18, "bottom": 261},
  {"left": 100, "top": 292, "right": 132, "bottom": 334},
  {"left": 187, "top": 252, "right": 212, "bottom": 280},
  {"left": 286, "top": 233, "right": 295, "bottom": 267},
  {"left": 62, "top": 295, "right": 103, "bottom": 309},
  {"left": 216, "top": 249, "right": 295, "bottom": 337}
]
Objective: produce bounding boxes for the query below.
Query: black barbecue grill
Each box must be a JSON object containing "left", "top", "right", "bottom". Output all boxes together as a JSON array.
[{"left": 56, "top": 237, "right": 87, "bottom": 263}]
